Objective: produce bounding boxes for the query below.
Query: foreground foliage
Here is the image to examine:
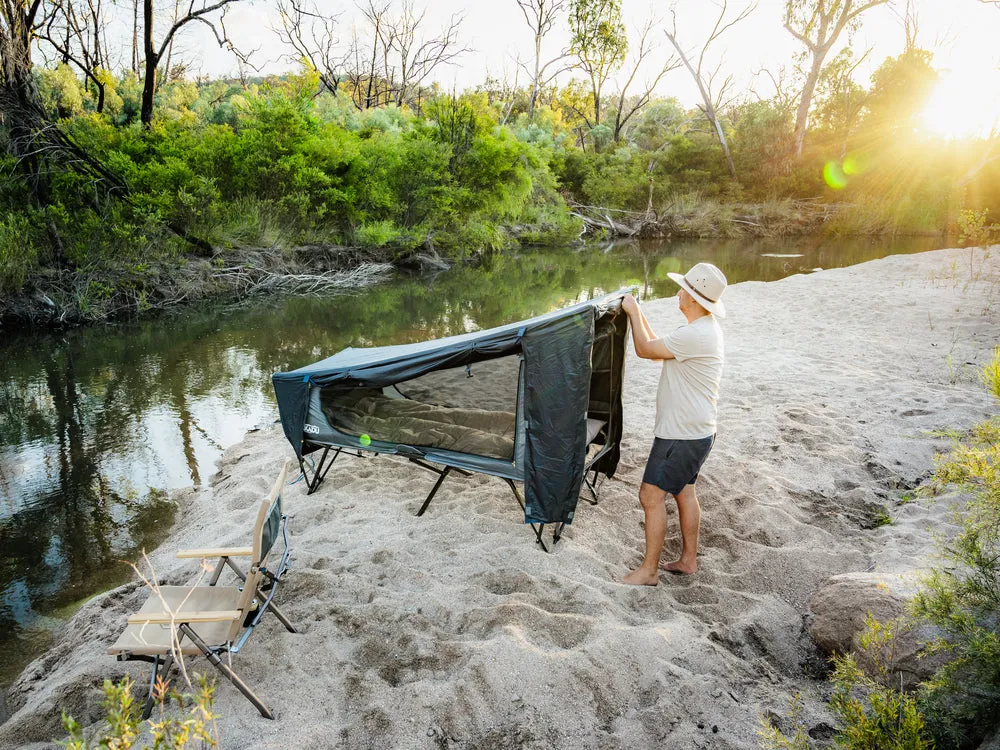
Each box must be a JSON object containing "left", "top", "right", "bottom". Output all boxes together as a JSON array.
[
  {"left": 912, "top": 352, "right": 1000, "bottom": 747},
  {"left": 61, "top": 674, "right": 218, "bottom": 749}
]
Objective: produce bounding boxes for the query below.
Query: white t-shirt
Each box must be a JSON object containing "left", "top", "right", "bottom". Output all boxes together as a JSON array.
[{"left": 653, "top": 314, "right": 724, "bottom": 440}]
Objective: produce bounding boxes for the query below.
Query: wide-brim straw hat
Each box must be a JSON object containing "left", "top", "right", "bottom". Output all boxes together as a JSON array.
[{"left": 667, "top": 263, "right": 727, "bottom": 318}]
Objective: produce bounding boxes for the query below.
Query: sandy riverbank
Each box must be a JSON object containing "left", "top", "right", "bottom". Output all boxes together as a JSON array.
[{"left": 2, "top": 246, "right": 998, "bottom": 749}]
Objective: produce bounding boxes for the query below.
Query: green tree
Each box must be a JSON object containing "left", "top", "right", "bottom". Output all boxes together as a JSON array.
[
  {"left": 863, "top": 48, "right": 938, "bottom": 144},
  {"left": 568, "top": 0, "right": 627, "bottom": 130},
  {"left": 811, "top": 47, "right": 868, "bottom": 158},
  {"left": 784, "top": 0, "right": 888, "bottom": 156}
]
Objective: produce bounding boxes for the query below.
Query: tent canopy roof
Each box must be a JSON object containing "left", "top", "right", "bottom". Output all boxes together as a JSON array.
[{"left": 273, "top": 292, "right": 626, "bottom": 382}]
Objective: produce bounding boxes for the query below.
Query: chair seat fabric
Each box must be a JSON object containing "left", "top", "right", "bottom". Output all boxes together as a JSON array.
[{"left": 108, "top": 585, "right": 244, "bottom": 656}]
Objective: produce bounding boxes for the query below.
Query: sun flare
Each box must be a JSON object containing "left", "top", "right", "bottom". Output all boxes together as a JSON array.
[{"left": 921, "top": 69, "right": 1000, "bottom": 139}]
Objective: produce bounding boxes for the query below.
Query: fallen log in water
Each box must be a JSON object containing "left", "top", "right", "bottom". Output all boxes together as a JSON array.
[{"left": 211, "top": 262, "right": 394, "bottom": 296}]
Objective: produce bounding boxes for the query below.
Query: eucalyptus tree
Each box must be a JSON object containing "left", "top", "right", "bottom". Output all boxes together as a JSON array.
[
  {"left": 784, "top": 0, "right": 889, "bottom": 156},
  {"left": 568, "top": 0, "right": 627, "bottom": 129},
  {"left": 608, "top": 16, "right": 680, "bottom": 142},
  {"left": 1, "top": 0, "right": 46, "bottom": 186},
  {"left": 664, "top": 0, "right": 756, "bottom": 180},
  {"left": 1, "top": 0, "right": 123, "bottom": 258},
  {"left": 139, "top": 0, "right": 246, "bottom": 126},
  {"left": 515, "top": 0, "right": 571, "bottom": 120},
  {"left": 811, "top": 46, "right": 869, "bottom": 158}
]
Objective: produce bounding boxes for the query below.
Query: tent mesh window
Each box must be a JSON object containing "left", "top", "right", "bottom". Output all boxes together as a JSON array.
[{"left": 319, "top": 353, "right": 522, "bottom": 461}]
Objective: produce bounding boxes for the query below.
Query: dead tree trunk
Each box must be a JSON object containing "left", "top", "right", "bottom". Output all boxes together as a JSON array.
[{"left": 664, "top": 2, "right": 754, "bottom": 181}]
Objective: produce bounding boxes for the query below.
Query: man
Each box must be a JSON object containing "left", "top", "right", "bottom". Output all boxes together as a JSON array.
[{"left": 619, "top": 262, "right": 727, "bottom": 585}]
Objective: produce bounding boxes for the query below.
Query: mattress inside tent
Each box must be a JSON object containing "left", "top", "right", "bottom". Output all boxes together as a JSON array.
[
  {"left": 307, "top": 351, "right": 610, "bottom": 466},
  {"left": 318, "top": 353, "right": 523, "bottom": 461}
]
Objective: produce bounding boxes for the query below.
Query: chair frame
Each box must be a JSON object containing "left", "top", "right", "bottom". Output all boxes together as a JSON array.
[{"left": 110, "top": 463, "right": 296, "bottom": 720}]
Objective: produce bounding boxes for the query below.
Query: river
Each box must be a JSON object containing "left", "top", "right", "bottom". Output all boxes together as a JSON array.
[{"left": 0, "top": 235, "right": 945, "bottom": 703}]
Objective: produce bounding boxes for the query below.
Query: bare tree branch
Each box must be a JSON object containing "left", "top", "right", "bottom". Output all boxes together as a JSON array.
[
  {"left": 139, "top": 0, "right": 246, "bottom": 125},
  {"left": 609, "top": 15, "right": 680, "bottom": 141},
  {"left": 515, "top": 0, "right": 571, "bottom": 118},
  {"left": 276, "top": 0, "right": 346, "bottom": 94},
  {"left": 664, "top": 1, "right": 756, "bottom": 179}
]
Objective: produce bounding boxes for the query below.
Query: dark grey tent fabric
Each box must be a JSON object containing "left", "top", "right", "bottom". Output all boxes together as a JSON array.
[
  {"left": 272, "top": 293, "right": 627, "bottom": 525},
  {"left": 520, "top": 307, "right": 593, "bottom": 524}
]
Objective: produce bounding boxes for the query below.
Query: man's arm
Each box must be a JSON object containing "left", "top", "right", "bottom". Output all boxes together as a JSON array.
[{"left": 621, "top": 295, "right": 675, "bottom": 361}]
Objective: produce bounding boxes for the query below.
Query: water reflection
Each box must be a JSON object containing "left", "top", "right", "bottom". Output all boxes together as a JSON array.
[{"left": 0, "top": 235, "right": 943, "bottom": 689}]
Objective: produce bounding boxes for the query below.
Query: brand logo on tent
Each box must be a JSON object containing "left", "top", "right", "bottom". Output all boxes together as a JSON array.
[{"left": 303, "top": 424, "right": 320, "bottom": 434}]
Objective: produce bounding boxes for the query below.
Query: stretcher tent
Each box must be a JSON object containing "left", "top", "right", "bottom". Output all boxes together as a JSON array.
[{"left": 272, "top": 292, "right": 628, "bottom": 540}]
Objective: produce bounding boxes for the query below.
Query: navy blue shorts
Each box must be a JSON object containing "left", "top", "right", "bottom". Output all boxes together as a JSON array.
[{"left": 642, "top": 435, "right": 715, "bottom": 494}]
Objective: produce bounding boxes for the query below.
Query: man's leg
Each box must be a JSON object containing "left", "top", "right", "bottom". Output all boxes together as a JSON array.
[
  {"left": 661, "top": 483, "right": 700, "bottom": 574},
  {"left": 620, "top": 482, "right": 669, "bottom": 586}
]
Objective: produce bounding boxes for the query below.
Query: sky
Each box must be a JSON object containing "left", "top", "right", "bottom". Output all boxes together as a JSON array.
[{"left": 100, "top": 0, "right": 1000, "bottom": 134}]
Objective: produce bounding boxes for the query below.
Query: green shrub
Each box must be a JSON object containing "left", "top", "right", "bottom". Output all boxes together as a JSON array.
[
  {"left": 982, "top": 347, "right": 1000, "bottom": 400},
  {"left": 0, "top": 212, "right": 41, "bottom": 293},
  {"left": 828, "top": 615, "right": 932, "bottom": 749},
  {"left": 355, "top": 220, "right": 402, "bottom": 248},
  {"left": 911, "top": 391, "right": 1000, "bottom": 747},
  {"left": 61, "top": 673, "right": 218, "bottom": 749},
  {"left": 957, "top": 209, "right": 1000, "bottom": 247}
]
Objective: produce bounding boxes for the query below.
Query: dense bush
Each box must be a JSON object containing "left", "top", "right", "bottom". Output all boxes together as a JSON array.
[
  {"left": 4, "top": 46, "right": 999, "bottom": 309},
  {"left": 911, "top": 351, "right": 1000, "bottom": 747}
]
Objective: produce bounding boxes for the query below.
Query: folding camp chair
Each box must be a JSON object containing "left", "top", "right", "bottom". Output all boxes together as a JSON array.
[{"left": 108, "top": 461, "right": 296, "bottom": 720}]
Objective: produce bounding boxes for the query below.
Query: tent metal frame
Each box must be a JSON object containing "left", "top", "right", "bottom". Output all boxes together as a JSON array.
[{"left": 297, "top": 441, "right": 582, "bottom": 552}]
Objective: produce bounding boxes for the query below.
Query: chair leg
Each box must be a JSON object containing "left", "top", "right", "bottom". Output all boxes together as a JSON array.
[
  {"left": 179, "top": 624, "right": 274, "bottom": 720},
  {"left": 141, "top": 652, "right": 175, "bottom": 720},
  {"left": 256, "top": 595, "right": 297, "bottom": 633},
  {"left": 552, "top": 522, "right": 565, "bottom": 544}
]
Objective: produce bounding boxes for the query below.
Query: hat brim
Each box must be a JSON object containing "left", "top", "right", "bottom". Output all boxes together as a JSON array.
[{"left": 667, "top": 272, "right": 726, "bottom": 318}]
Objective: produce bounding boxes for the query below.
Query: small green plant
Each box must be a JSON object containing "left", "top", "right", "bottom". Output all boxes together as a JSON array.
[
  {"left": 944, "top": 353, "right": 957, "bottom": 384},
  {"left": 60, "top": 673, "right": 219, "bottom": 749},
  {"left": 828, "top": 615, "right": 933, "bottom": 749},
  {"left": 871, "top": 508, "right": 894, "bottom": 528},
  {"left": 757, "top": 693, "right": 812, "bottom": 750},
  {"left": 981, "top": 346, "right": 1000, "bottom": 400},
  {"left": 957, "top": 208, "right": 999, "bottom": 248}
]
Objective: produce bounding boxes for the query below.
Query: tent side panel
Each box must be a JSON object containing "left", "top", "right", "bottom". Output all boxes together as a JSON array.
[
  {"left": 272, "top": 376, "right": 312, "bottom": 458},
  {"left": 521, "top": 309, "right": 594, "bottom": 524},
  {"left": 591, "top": 305, "right": 628, "bottom": 478}
]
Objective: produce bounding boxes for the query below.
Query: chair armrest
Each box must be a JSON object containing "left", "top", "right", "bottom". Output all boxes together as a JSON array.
[
  {"left": 128, "top": 610, "right": 242, "bottom": 625},
  {"left": 176, "top": 547, "right": 252, "bottom": 559}
]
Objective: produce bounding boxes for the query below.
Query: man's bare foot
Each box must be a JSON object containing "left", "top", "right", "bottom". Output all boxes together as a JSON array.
[
  {"left": 659, "top": 559, "right": 697, "bottom": 575},
  {"left": 617, "top": 568, "right": 659, "bottom": 586}
]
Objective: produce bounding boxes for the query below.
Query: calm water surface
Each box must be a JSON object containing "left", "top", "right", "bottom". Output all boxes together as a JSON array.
[{"left": 0, "top": 235, "right": 944, "bottom": 696}]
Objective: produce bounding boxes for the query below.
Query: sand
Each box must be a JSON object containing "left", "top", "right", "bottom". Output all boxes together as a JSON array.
[{"left": 1, "top": 246, "right": 998, "bottom": 749}]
